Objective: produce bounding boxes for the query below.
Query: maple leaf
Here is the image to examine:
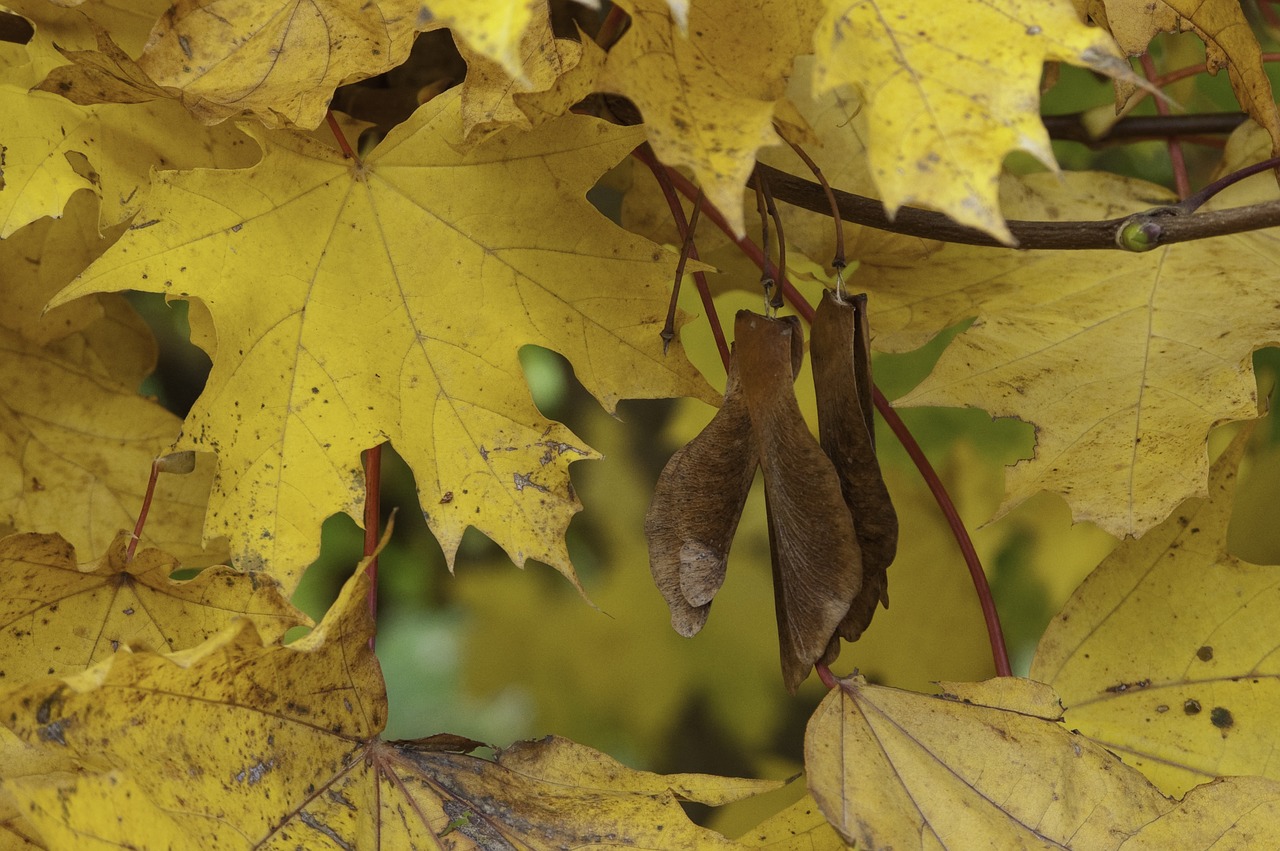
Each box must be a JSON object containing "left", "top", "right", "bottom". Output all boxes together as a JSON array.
[
  {"left": 0, "top": 4, "right": 255, "bottom": 237},
  {"left": 807, "top": 673, "right": 1280, "bottom": 847},
  {"left": 600, "top": 0, "right": 820, "bottom": 236},
  {"left": 0, "top": 568, "right": 778, "bottom": 848},
  {"left": 0, "top": 325, "right": 217, "bottom": 565},
  {"left": 55, "top": 89, "right": 714, "bottom": 590},
  {"left": 124, "top": 0, "right": 422, "bottom": 129},
  {"left": 0, "top": 531, "right": 306, "bottom": 682},
  {"left": 458, "top": 2, "right": 605, "bottom": 142},
  {"left": 417, "top": 0, "right": 544, "bottom": 82},
  {"left": 858, "top": 169, "right": 1270, "bottom": 539},
  {"left": 1029, "top": 425, "right": 1280, "bottom": 797},
  {"left": 813, "top": 0, "right": 1136, "bottom": 243},
  {"left": 0, "top": 0, "right": 169, "bottom": 86},
  {"left": 739, "top": 790, "right": 847, "bottom": 848}
]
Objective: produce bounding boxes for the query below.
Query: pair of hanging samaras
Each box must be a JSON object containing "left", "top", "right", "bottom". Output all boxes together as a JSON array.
[{"left": 646, "top": 292, "right": 898, "bottom": 692}]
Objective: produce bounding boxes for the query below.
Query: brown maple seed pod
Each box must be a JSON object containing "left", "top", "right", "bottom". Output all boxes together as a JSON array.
[
  {"left": 644, "top": 347, "right": 758, "bottom": 637},
  {"left": 736, "top": 310, "right": 863, "bottom": 694},
  {"left": 811, "top": 291, "right": 899, "bottom": 651}
]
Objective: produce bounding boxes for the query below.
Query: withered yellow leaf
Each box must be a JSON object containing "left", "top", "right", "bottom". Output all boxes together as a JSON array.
[
  {"left": 1030, "top": 426, "right": 1280, "bottom": 797},
  {"left": 55, "top": 89, "right": 714, "bottom": 590},
  {"left": 0, "top": 327, "right": 215, "bottom": 565},
  {"left": 0, "top": 569, "right": 771, "bottom": 848},
  {"left": 601, "top": 0, "right": 819, "bottom": 236},
  {"left": 813, "top": 0, "right": 1135, "bottom": 243},
  {"left": 135, "top": 0, "right": 422, "bottom": 129},
  {"left": 5, "top": 771, "right": 199, "bottom": 851},
  {"left": 0, "top": 531, "right": 305, "bottom": 683},
  {"left": 805, "top": 675, "right": 1175, "bottom": 847},
  {"left": 862, "top": 169, "right": 1270, "bottom": 538}
]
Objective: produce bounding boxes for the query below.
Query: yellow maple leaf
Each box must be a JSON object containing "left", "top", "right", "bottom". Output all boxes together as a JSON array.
[
  {"left": 0, "top": 325, "right": 217, "bottom": 565},
  {"left": 806, "top": 673, "right": 1280, "bottom": 847},
  {"left": 54, "top": 89, "right": 714, "bottom": 591},
  {"left": 417, "top": 0, "right": 568, "bottom": 84},
  {"left": 813, "top": 0, "right": 1135, "bottom": 243},
  {"left": 130, "top": 0, "right": 422, "bottom": 129},
  {"left": 0, "top": 568, "right": 777, "bottom": 848},
  {"left": 859, "top": 169, "right": 1269, "bottom": 538},
  {"left": 1, "top": 0, "right": 169, "bottom": 87},
  {"left": 0, "top": 85, "right": 254, "bottom": 237},
  {"left": 600, "top": 0, "right": 820, "bottom": 236},
  {"left": 0, "top": 531, "right": 306, "bottom": 683},
  {"left": 1030, "top": 425, "right": 1280, "bottom": 797},
  {"left": 740, "top": 791, "right": 849, "bottom": 848},
  {"left": 458, "top": 1, "right": 604, "bottom": 142}
]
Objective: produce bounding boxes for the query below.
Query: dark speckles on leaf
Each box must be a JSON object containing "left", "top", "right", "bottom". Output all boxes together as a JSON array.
[
  {"left": 1211, "top": 707, "right": 1234, "bottom": 730},
  {"left": 1184, "top": 699, "right": 1201, "bottom": 715},
  {"left": 37, "top": 718, "right": 69, "bottom": 746},
  {"left": 1196, "top": 645, "right": 1213, "bottom": 662}
]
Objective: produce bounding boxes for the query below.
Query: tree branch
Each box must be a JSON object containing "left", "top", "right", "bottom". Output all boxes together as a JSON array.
[{"left": 756, "top": 162, "right": 1280, "bottom": 252}]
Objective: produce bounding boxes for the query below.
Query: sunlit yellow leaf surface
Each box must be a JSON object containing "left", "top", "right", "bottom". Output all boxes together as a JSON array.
[
  {"left": 418, "top": 0, "right": 541, "bottom": 82},
  {"left": 1030, "top": 426, "right": 1280, "bottom": 796},
  {"left": 601, "top": 0, "right": 819, "bottom": 236},
  {"left": 55, "top": 89, "right": 714, "bottom": 590},
  {"left": 814, "top": 0, "right": 1135, "bottom": 242},
  {"left": 860, "top": 169, "right": 1271, "bottom": 538},
  {"left": 459, "top": 2, "right": 604, "bottom": 142}
]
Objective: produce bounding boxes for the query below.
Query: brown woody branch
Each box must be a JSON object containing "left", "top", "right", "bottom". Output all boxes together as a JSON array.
[{"left": 755, "top": 162, "right": 1280, "bottom": 252}]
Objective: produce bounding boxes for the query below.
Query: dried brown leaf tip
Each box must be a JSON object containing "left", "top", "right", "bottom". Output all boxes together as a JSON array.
[
  {"left": 812, "top": 291, "right": 898, "bottom": 644},
  {"left": 645, "top": 301, "right": 897, "bottom": 694}
]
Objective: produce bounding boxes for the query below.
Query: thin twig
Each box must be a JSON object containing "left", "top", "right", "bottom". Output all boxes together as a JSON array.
[
  {"left": 1141, "top": 53, "right": 1190, "bottom": 199},
  {"left": 126, "top": 459, "right": 161, "bottom": 563},
  {"left": 631, "top": 146, "right": 730, "bottom": 370},
  {"left": 761, "top": 177, "right": 785, "bottom": 311},
  {"left": 779, "top": 138, "right": 847, "bottom": 276},
  {"left": 753, "top": 178, "right": 776, "bottom": 313},
  {"left": 363, "top": 444, "right": 383, "bottom": 649},
  {"left": 663, "top": 191, "right": 704, "bottom": 353}
]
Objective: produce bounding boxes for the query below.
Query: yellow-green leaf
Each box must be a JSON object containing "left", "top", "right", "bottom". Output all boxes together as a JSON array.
[
  {"left": 459, "top": 3, "right": 604, "bottom": 142},
  {"left": 814, "top": 0, "right": 1135, "bottom": 243},
  {"left": 418, "top": 0, "right": 541, "bottom": 82},
  {"left": 55, "top": 89, "right": 714, "bottom": 590}
]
